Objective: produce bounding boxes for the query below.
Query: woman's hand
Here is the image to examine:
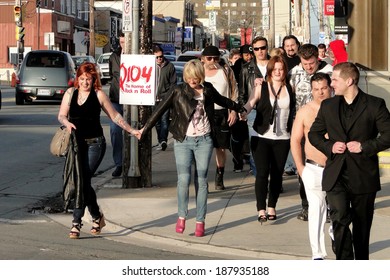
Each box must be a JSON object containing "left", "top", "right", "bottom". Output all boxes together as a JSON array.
[
  {"left": 64, "top": 121, "right": 76, "bottom": 133},
  {"left": 227, "top": 111, "right": 238, "bottom": 126}
]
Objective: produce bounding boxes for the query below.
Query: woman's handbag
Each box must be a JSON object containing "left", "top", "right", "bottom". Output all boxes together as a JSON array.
[
  {"left": 50, "top": 126, "right": 71, "bottom": 157},
  {"left": 49, "top": 87, "right": 74, "bottom": 157}
]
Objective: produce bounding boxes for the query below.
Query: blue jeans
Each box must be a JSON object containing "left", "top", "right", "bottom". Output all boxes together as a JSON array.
[
  {"left": 73, "top": 136, "right": 106, "bottom": 224},
  {"left": 154, "top": 101, "right": 170, "bottom": 143},
  {"left": 110, "top": 102, "right": 123, "bottom": 167},
  {"left": 174, "top": 134, "right": 213, "bottom": 222}
]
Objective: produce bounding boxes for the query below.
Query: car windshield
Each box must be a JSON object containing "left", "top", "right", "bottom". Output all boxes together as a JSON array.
[
  {"left": 26, "top": 53, "right": 65, "bottom": 68},
  {"left": 73, "top": 56, "right": 94, "bottom": 66},
  {"left": 98, "top": 55, "right": 110, "bottom": 64}
]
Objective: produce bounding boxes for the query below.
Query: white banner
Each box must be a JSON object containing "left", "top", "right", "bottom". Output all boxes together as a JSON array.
[{"left": 119, "top": 55, "right": 156, "bottom": 105}]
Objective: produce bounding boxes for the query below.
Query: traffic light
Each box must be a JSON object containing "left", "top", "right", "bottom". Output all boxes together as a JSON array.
[
  {"left": 14, "top": 5, "right": 21, "bottom": 22},
  {"left": 16, "top": 26, "right": 25, "bottom": 41}
]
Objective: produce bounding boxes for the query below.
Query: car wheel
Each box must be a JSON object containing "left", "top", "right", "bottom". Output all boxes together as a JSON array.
[{"left": 15, "top": 92, "right": 24, "bottom": 105}]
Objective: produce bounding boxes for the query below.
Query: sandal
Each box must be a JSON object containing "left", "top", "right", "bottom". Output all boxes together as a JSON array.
[
  {"left": 267, "top": 214, "right": 277, "bottom": 221},
  {"left": 91, "top": 214, "right": 106, "bottom": 235},
  {"left": 69, "top": 223, "right": 82, "bottom": 239},
  {"left": 267, "top": 208, "right": 277, "bottom": 221},
  {"left": 257, "top": 211, "right": 268, "bottom": 224}
]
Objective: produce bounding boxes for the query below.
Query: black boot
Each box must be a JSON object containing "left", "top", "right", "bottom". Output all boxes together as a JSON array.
[{"left": 215, "top": 167, "right": 225, "bottom": 190}]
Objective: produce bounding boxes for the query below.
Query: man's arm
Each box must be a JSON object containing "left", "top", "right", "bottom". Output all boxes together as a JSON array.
[{"left": 290, "top": 109, "right": 305, "bottom": 176}]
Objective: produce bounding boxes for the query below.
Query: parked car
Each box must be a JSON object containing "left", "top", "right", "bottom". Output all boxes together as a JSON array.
[
  {"left": 164, "top": 55, "right": 177, "bottom": 62},
  {"left": 177, "top": 51, "right": 202, "bottom": 62},
  {"left": 173, "top": 64, "right": 184, "bottom": 85},
  {"left": 96, "top": 52, "right": 112, "bottom": 85},
  {"left": 72, "top": 55, "right": 102, "bottom": 80},
  {"left": 71, "top": 55, "right": 96, "bottom": 67},
  {"left": 15, "top": 50, "right": 76, "bottom": 105}
]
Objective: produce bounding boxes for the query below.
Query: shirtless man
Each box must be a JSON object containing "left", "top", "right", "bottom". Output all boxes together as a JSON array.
[{"left": 290, "top": 72, "right": 332, "bottom": 260}]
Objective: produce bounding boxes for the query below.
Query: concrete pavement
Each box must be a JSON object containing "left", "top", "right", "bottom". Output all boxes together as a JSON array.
[{"left": 47, "top": 139, "right": 390, "bottom": 260}]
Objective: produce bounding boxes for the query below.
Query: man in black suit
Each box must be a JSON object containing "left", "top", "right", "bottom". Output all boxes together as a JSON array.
[{"left": 308, "top": 62, "right": 390, "bottom": 259}]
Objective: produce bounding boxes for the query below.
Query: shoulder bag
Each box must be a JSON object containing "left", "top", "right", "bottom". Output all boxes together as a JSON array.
[{"left": 50, "top": 88, "right": 75, "bottom": 157}]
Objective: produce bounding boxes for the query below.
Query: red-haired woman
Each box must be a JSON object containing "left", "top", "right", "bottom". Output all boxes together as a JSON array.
[{"left": 58, "top": 62, "right": 140, "bottom": 239}]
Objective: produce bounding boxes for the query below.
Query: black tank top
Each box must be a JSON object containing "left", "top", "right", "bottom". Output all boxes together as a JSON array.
[{"left": 69, "top": 88, "right": 104, "bottom": 140}]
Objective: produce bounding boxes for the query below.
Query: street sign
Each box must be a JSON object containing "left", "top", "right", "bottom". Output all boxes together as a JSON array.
[
  {"left": 44, "top": 32, "right": 55, "bottom": 47},
  {"left": 122, "top": 0, "right": 133, "bottom": 32},
  {"left": 176, "top": 27, "right": 193, "bottom": 43}
]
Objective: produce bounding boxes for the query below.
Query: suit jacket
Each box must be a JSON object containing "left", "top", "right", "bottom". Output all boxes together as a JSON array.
[{"left": 308, "top": 89, "right": 390, "bottom": 194}]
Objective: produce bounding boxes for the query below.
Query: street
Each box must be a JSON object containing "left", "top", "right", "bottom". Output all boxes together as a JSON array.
[{"left": 0, "top": 86, "right": 216, "bottom": 260}]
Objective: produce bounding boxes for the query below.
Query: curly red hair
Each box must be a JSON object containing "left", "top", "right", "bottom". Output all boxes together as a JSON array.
[{"left": 74, "top": 62, "right": 102, "bottom": 90}]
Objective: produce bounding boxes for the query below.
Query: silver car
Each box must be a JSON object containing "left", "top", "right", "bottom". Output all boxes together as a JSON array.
[
  {"left": 15, "top": 50, "right": 76, "bottom": 105},
  {"left": 96, "top": 52, "right": 112, "bottom": 85}
]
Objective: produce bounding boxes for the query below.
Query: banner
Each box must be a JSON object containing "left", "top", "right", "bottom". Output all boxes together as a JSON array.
[
  {"left": 119, "top": 55, "right": 156, "bottom": 105},
  {"left": 324, "top": 0, "right": 334, "bottom": 16}
]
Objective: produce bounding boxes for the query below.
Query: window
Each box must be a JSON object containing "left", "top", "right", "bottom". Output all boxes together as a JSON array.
[
  {"left": 231, "top": 3, "right": 237, "bottom": 7},
  {"left": 250, "top": 2, "right": 257, "bottom": 7},
  {"left": 84, "top": 2, "right": 88, "bottom": 21},
  {"left": 66, "top": 0, "right": 71, "bottom": 14},
  {"left": 60, "top": 0, "right": 65, "bottom": 13},
  {"left": 72, "top": 0, "right": 76, "bottom": 14},
  {"left": 77, "top": 0, "right": 82, "bottom": 19}
]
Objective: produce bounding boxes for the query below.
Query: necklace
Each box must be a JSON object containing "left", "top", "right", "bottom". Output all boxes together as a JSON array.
[{"left": 78, "top": 92, "right": 89, "bottom": 104}]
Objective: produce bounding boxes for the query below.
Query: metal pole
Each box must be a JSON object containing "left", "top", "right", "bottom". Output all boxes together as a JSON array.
[
  {"left": 89, "top": 0, "right": 95, "bottom": 57},
  {"left": 129, "top": 0, "right": 141, "bottom": 179},
  {"left": 37, "top": 3, "right": 40, "bottom": 49},
  {"left": 16, "top": 0, "right": 24, "bottom": 70},
  {"left": 123, "top": 0, "right": 141, "bottom": 188},
  {"left": 181, "top": 0, "right": 186, "bottom": 52}
]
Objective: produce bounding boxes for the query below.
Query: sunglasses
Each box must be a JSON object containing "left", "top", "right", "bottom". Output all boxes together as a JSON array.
[
  {"left": 253, "top": 46, "right": 267, "bottom": 51},
  {"left": 156, "top": 55, "right": 164, "bottom": 59},
  {"left": 205, "top": 56, "right": 220, "bottom": 61}
]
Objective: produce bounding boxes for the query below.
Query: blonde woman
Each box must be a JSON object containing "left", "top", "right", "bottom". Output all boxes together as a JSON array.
[{"left": 136, "top": 60, "right": 245, "bottom": 237}]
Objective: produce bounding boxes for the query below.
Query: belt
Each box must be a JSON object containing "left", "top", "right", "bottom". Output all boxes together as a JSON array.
[
  {"left": 85, "top": 136, "right": 105, "bottom": 144},
  {"left": 305, "top": 159, "right": 325, "bottom": 168}
]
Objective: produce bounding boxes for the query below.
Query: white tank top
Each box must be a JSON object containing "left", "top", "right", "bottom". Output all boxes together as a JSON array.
[{"left": 205, "top": 69, "right": 229, "bottom": 110}]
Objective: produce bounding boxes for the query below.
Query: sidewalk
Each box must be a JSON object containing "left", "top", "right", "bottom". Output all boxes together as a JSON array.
[{"left": 48, "top": 140, "right": 390, "bottom": 260}]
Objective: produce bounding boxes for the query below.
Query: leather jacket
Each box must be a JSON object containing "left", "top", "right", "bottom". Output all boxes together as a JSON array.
[
  {"left": 238, "top": 59, "right": 265, "bottom": 106},
  {"left": 141, "top": 82, "right": 244, "bottom": 143}
]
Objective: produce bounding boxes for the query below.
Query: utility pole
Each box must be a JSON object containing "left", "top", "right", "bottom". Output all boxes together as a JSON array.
[
  {"left": 318, "top": 0, "right": 324, "bottom": 33},
  {"left": 36, "top": 0, "right": 40, "bottom": 49},
  {"left": 123, "top": 0, "right": 142, "bottom": 189},
  {"left": 181, "top": 0, "right": 186, "bottom": 52},
  {"left": 269, "top": 0, "right": 275, "bottom": 48},
  {"left": 137, "top": 0, "right": 153, "bottom": 188},
  {"left": 14, "top": 0, "right": 24, "bottom": 70},
  {"left": 89, "top": 0, "right": 95, "bottom": 57},
  {"left": 304, "top": 0, "right": 310, "bottom": 43}
]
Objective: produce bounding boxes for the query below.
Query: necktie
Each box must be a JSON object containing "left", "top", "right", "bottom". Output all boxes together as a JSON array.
[{"left": 269, "top": 85, "right": 282, "bottom": 134}]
